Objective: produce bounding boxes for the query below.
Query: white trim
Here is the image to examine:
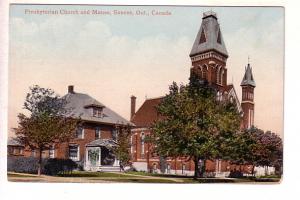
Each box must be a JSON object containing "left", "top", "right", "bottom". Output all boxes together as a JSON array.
[
  {"left": 191, "top": 51, "right": 227, "bottom": 63},
  {"left": 49, "top": 146, "right": 55, "bottom": 158},
  {"left": 227, "top": 85, "right": 243, "bottom": 113}
]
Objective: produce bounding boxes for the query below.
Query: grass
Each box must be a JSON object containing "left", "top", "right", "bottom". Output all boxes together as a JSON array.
[
  {"left": 57, "top": 171, "right": 137, "bottom": 178},
  {"left": 257, "top": 174, "right": 281, "bottom": 179},
  {"left": 8, "top": 171, "right": 281, "bottom": 183},
  {"left": 125, "top": 171, "right": 191, "bottom": 178},
  {"left": 102, "top": 178, "right": 178, "bottom": 183}
]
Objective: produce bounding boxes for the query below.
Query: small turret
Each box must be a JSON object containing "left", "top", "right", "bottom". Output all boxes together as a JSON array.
[{"left": 241, "top": 63, "right": 256, "bottom": 129}]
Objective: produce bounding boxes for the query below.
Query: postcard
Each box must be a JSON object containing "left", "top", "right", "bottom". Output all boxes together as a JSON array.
[{"left": 6, "top": 4, "right": 283, "bottom": 185}]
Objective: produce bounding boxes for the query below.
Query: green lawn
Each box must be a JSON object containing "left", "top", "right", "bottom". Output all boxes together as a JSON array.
[
  {"left": 7, "top": 171, "right": 281, "bottom": 183},
  {"left": 57, "top": 171, "right": 138, "bottom": 178},
  {"left": 125, "top": 171, "right": 191, "bottom": 178},
  {"left": 98, "top": 178, "right": 178, "bottom": 183}
]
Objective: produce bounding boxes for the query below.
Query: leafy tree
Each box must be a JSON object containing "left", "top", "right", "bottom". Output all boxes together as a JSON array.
[
  {"left": 152, "top": 75, "right": 241, "bottom": 178},
  {"left": 231, "top": 127, "right": 283, "bottom": 176},
  {"left": 14, "top": 85, "right": 78, "bottom": 175},
  {"left": 113, "top": 124, "right": 132, "bottom": 170},
  {"left": 229, "top": 127, "right": 260, "bottom": 174}
]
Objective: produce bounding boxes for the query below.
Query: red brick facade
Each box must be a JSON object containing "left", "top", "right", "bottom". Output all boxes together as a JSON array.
[{"left": 21, "top": 122, "right": 116, "bottom": 162}]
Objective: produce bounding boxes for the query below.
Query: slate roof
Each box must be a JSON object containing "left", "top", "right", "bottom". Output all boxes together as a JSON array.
[
  {"left": 63, "top": 91, "right": 133, "bottom": 126},
  {"left": 86, "top": 139, "right": 117, "bottom": 147},
  {"left": 131, "top": 97, "right": 164, "bottom": 127},
  {"left": 7, "top": 138, "right": 24, "bottom": 146},
  {"left": 190, "top": 11, "right": 228, "bottom": 58},
  {"left": 240, "top": 64, "right": 256, "bottom": 87},
  {"left": 224, "top": 84, "right": 243, "bottom": 113}
]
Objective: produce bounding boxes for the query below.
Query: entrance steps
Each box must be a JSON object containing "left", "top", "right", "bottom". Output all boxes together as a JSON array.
[{"left": 99, "top": 166, "right": 121, "bottom": 172}]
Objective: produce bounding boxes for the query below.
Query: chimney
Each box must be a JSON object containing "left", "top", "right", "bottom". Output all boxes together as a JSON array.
[
  {"left": 130, "top": 95, "right": 136, "bottom": 120},
  {"left": 68, "top": 85, "right": 74, "bottom": 94}
]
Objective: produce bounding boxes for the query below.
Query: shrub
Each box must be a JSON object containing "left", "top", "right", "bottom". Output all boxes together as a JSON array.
[
  {"left": 7, "top": 156, "right": 47, "bottom": 174},
  {"left": 44, "top": 158, "right": 77, "bottom": 175},
  {"left": 229, "top": 170, "right": 244, "bottom": 178}
]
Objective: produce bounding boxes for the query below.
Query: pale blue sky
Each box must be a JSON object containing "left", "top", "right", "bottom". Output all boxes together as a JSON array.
[{"left": 9, "top": 5, "right": 284, "bottom": 136}]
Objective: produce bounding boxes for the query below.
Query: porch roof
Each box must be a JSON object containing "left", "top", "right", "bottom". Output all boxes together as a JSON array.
[{"left": 86, "top": 139, "right": 117, "bottom": 148}]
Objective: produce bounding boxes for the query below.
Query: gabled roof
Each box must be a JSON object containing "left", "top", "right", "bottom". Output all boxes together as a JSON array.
[
  {"left": 190, "top": 11, "right": 228, "bottom": 58},
  {"left": 63, "top": 92, "right": 133, "bottom": 126},
  {"left": 241, "top": 63, "right": 256, "bottom": 87},
  {"left": 131, "top": 97, "right": 163, "bottom": 127},
  {"left": 224, "top": 84, "right": 243, "bottom": 113},
  {"left": 86, "top": 139, "right": 117, "bottom": 147}
]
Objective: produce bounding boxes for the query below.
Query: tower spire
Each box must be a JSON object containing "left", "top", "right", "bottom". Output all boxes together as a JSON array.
[
  {"left": 189, "top": 11, "right": 228, "bottom": 88},
  {"left": 241, "top": 61, "right": 256, "bottom": 129}
]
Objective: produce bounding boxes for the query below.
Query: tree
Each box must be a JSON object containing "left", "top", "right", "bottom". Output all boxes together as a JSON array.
[
  {"left": 229, "top": 127, "right": 260, "bottom": 175},
  {"left": 231, "top": 127, "right": 283, "bottom": 176},
  {"left": 14, "top": 85, "right": 78, "bottom": 175},
  {"left": 113, "top": 124, "right": 132, "bottom": 170},
  {"left": 152, "top": 75, "right": 241, "bottom": 178}
]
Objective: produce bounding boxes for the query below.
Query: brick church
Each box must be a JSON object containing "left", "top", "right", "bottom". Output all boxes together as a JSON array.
[{"left": 129, "top": 11, "right": 256, "bottom": 177}]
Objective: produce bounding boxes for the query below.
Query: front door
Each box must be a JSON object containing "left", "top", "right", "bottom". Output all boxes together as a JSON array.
[{"left": 100, "top": 147, "right": 115, "bottom": 165}]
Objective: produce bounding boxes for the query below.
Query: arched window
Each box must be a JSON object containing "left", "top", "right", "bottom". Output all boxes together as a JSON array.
[
  {"left": 219, "top": 68, "right": 224, "bottom": 86},
  {"left": 202, "top": 65, "right": 208, "bottom": 80},
  {"left": 216, "top": 66, "right": 221, "bottom": 84},
  {"left": 141, "top": 132, "right": 145, "bottom": 157},
  {"left": 198, "top": 65, "right": 203, "bottom": 79}
]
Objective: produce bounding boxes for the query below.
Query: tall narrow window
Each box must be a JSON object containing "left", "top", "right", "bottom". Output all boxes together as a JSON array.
[
  {"left": 167, "top": 164, "right": 171, "bottom": 174},
  {"left": 220, "top": 69, "right": 224, "bottom": 86},
  {"left": 49, "top": 145, "right": 55, "bottom": 158},
  {"left": 76, "top": 127, "right": 84, "bottom": 139},
  {"left": 95, "top": 127, "right": 101, "bottom": 139},
  {"left": 141, "top": 132, "right": 145, "bottom": 157},
  {"left": 182, "top": 164, "right": 186, "bottom": 174},
  {"left": 69, "top": 145, "right": 79, "bottom": 161},
  {"left": 202, "top": 65, "right": 208, "bottom": 80},
  {"left": 112, "top": 129, "right": 118, "bottom": 141},
  {"left": 216, "top": 66, "right": 220, "bottom": 84},
  {"left": 130, "top": 135, "right": 133, "bottom": 154},
  {"left": 217, "top": 28, "right": 222, "bottom": 44}
]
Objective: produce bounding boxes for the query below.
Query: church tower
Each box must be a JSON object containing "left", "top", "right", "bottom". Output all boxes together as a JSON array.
[
  {"left": 240, "top": 63, "right": 256, "bottom": 129},
  {"left": 189, "top": 11, "right": 228, "bottom": 91}
]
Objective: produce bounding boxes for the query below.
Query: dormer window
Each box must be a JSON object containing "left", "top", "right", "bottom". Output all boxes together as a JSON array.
[
  {"left": 84, "top": 104, "right": 105, "bottom": 118},
  {"left": 93, "top": 107, "right": 103, "bottom": 118}
]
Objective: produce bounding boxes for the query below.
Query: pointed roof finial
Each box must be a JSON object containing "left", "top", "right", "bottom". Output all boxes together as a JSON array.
[
  {"left": 248, "top": 56, "right": 250, "bottom": 65},
  {"left": 241, "top": 61, "right": 256, "bottom": 87}
]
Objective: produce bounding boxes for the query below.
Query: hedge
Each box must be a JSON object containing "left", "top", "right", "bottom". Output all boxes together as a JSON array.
[{"left": 7, "top": 156, "right": 77, "bottom": 175}]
